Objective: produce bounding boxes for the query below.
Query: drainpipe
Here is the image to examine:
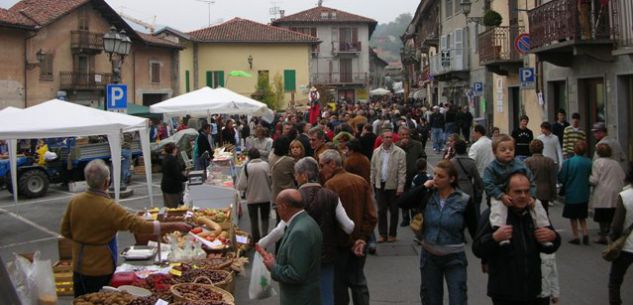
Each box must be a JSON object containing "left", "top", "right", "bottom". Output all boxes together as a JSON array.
[{"left": 23, "top": 30, "right": 38, "bottom": 108}]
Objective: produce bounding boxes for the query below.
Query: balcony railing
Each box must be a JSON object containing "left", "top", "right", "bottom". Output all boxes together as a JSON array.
[
  {"left": 311, "top": 72, "right": 368, "bottom": 85},
  {"left": 71, "top": 31, "right": 104, "bottom": 51},
  {"left": 479, "top": 26, "right": 524, "bottom": 64},
  {"left": 60, "top": 72, "right": 112, "bottom": 90},
  {"left": 612, "top": 0, "right": 633, "bottom": 48},
  {"left": 332, "top": 41, "right": 362, "bottom": 54},
  {"left": 528, "top": 0, "right": 613, "bottom": 50},
  {"left": 429, "top": 48, "right": 469, "bottom": 75}
]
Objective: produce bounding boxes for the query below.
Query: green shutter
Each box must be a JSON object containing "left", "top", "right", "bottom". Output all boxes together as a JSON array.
[
  {"left": 217, "top": 71, "right": 225, "bottom": 87},
  {"left": 206, "top": 71, "right": 212, "bottom": 87},
  {"left": 185, "top": 70, "right": 190, "bottom": 92},
  {"left": 284, "top": 69, "right": 296, "bottom": 92}
]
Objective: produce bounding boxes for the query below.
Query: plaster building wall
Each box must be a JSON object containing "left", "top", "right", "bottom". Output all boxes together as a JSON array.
[
  {"left": 133, "top": 46, "right": 175, "bottom": 104},
  {"left": 0, "top": 28, "right": 26, "bottom": 108}
]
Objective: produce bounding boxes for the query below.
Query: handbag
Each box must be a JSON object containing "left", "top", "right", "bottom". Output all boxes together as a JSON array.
[
  {"left": 409, "top": 189, "right": 432, "bottom": 238},
  {"left": 602, "top": 222, "right": 633, "bottom": 262}
]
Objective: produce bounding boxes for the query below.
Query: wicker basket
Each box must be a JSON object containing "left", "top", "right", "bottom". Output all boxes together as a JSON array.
[
  {"left": 170, "top": 279, "right": 234, "bottom": 304},
  {"left": 193, "top": 257, "right": 233, "bottom": 271},
  {"left": 179, "top": 272, "right": 232, "bottom": 292}
]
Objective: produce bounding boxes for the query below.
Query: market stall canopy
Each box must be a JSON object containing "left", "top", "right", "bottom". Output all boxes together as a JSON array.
[
  {"left": 0, "top": 99, "right": 154, "bottom": 205},
  {"left": 369, "top": 88, "right": 391, "bottom": 96},
  {"left": 149, "top": 87, "right": 274, "bottom": 122}
]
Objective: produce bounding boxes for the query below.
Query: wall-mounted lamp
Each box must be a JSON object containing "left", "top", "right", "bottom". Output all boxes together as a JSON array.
[
  {"left": 36, "top": 49, "right": 46, "bottom": 63},
  {"left": 248, "top": 55, "right": 253, "bottom": 70},
  {"left": 460, "top": 0, "right": 483, "bottom": 24}
]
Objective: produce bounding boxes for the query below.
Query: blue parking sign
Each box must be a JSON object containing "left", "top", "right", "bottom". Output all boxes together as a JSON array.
[
  {"left": 106, "top": 84, "right": 127, "bottom": 111},
  {"left": 473, "top": 82, "right": 483, "bottom": 96},
  {"left": 519, "top": 68, "right": 535, "bottom": 89}
]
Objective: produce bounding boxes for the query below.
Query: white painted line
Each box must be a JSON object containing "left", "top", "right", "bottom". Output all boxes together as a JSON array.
[
  {"left": 0, "top": 194, "right": 73, "bottom": 209},
  {"left": 0, "top": 207, "right": 62, "bottom": 238},
  {"left": 49, "top": 189, "right": 76, "bottom": 196},
  {"left": 0, "top": 236, "right": 58, "bottom": 249}
]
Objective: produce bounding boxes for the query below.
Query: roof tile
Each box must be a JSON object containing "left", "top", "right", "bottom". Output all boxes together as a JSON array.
[
  {"left": 9, "top": 0, "right": 88, "bottom": 26},
  {"left": 137, "top": 31, "right": 182, "bottom": 49},
  {"left": 272, "top": 6, "right": 377, "bottom": 25},
  {"left": 0, "top": 8, "right": 35, "bottom": 28},
  {"left": 188, "top": 17, "right": 320, "bottom": 44}
]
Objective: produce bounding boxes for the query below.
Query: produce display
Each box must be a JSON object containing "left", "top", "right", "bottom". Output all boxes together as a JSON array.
[
  {"left": 171, "top": 301, "right": 232, "bottom": 305},
  {"left": 73, "top": 292, "right": 136, "bottom": 305},
  {"left": 177, "top": 269, "right": 230, "bottom": 284},
  {"left": 196, "top": 208, "right": 231, "bottom": 224},
  {"left": 133, "top": 274, "right": 176, "bottom": 292},
  {"left": 171, "top": 284, "right": 226, "bottom": 302}
]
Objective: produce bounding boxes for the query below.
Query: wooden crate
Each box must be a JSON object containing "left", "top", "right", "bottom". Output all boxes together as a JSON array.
[{"left": 55, "top": 271, "right": 73, "bottom": 296}]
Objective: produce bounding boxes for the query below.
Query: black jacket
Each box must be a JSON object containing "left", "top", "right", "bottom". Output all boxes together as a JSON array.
[
  {"left": 196, "top": 130, "right": 213, "bottom": 158},
  {"left": 430, "top": 112, "right": 445, "bottom": 129},
  {"left": 472, "top": 208, "right": 560, "bottom": 303},
  {"left": 161, "top": 154, "right": 187, "bottom": 194}
]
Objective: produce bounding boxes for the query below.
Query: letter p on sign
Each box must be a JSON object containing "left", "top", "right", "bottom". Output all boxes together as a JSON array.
[{"left": 106, "top": 84, "right": 127, "bottom": 111}]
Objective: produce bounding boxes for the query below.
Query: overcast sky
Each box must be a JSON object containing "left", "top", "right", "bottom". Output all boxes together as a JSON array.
[{"left": 0, "top": 0, "right": 419, "bottom": 32}]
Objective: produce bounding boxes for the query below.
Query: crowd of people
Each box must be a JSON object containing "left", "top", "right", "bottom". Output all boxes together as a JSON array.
[{"left": 165, "top": 97, "right": 632, "bottom": 305}]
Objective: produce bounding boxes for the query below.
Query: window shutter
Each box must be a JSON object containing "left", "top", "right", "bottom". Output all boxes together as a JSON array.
[
  {"left": 206, "top": 71, "right": 212, "bottom": 87},
  {"left": 440, "top": 35, "right": 447, "bottom": 51},
  {"left": 454, "top": 29, "right": 464, "bottom": 70},
  {"left": 185, "top": 70, "right": 190, "bottom": 92},
  {"left": 217, "top": 71, "right": 225, "bottom": 87},
  {"left": 284, "top": 70, "right": 296, "bottom": 92}
]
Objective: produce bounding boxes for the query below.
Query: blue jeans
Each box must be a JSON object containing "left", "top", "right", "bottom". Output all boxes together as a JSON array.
[
  {"left": 321, "top": 264, "right": 335, "bottom": 305},
  {"left": 420, "top": 249, "right": 468, "bottom": 305},
  {"left": 432, "top": 128, "right": 444, "bottom": 151}
]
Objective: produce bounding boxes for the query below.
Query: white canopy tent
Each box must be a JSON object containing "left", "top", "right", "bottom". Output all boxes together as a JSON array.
[
  {"left": 369, "top": 88, "right": 391, "bottom": 96},
  {"left": 149, "top": 87, "right": 275, "bottom": 123},
  {"left": 0, "top": 100, "right": 154, "bottom": 206}
]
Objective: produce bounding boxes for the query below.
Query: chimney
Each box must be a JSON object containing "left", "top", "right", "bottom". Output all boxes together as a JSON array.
[{"left": 279, "top": 10, "right": 285, "bottom": 18}]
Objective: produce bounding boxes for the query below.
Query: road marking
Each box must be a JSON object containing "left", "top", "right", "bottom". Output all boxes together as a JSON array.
[
  {"left": 49, "top": 189, "right": 76, "bottom": 196},
  {"left": 0, "top": 236, "right": 59, "bottom": 249},
  {"left": 0, "top": 207, "right": 62, "bottom": 238},
  {"left": 0, "top": 194, "right": 73, "bottom": 209}
]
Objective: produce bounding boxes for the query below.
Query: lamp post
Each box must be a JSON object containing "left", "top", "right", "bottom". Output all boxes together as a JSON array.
[
  {"left": 102, "top": 26, "right": 132, "bottom": 191},
  {"left": 460, "top": 0, "right": 483, "bottom": 24},
  {"left": 103, "top": 26, "right": 132, "bottom": 84}
]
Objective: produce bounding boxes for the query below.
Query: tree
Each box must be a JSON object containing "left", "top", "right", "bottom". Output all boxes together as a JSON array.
[
  {"left": 369, "top": 13, "right": 412, "bottom": 62},
  {"left": 254, "top": 73, "right": 277, "bottom": 110},
  {"left": 272, "top": 72, "right": 284, "bottom": 110}
]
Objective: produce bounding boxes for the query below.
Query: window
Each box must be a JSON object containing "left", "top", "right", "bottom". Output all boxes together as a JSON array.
[
  {"left": 150, "top": 61, "right": 161, "bottom": 83},
  {"left": 40, "top": 54, "right": 53, "bottom": 81},
  {"left": 446, "top": 0, "right": 453, "bottom": 18},
  {"left": 289, "top": 27, "right": 317, "bottom": 37},
  {"left": 206, "top": 70, "right": 224, "bottom": 88},
  {"left": 283, "top": 70, "right": 296, "bottom": 92},
  {"left": 185, "top": 70, "right": 190, "bottom": 92},
  {"left": 78, "top": 7, "right": 88, "bottom": 30}
]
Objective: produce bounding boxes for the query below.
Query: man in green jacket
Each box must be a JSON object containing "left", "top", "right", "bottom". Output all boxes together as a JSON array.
[{"left": 257, "top": 189, "right": 322, "bottom": 305}]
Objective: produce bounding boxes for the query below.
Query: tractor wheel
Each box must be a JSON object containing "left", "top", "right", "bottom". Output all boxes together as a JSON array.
[{"left": 18, "top": 169, "right": 49, "bottom": 198}]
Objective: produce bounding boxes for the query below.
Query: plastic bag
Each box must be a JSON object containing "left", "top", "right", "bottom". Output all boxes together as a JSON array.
[
  {"left": 7, "top": 251, "right": 57, "bottom": 305},
  {"left": 248, "top": 252, "right": 276, "bottom": 300}
]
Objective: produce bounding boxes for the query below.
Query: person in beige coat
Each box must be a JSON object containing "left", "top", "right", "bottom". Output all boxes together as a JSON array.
[
  {"left": 370, "top": 129, "right": 406, "bottom": 242},
  {"left": 590, "top": 143, "right": 626, "bottom": 244},
  {"left": 236, "top": 148, "right": 272, "bottom": 242}
]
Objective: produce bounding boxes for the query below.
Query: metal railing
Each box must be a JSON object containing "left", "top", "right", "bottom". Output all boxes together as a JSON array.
[
  {"left": 71, "top": 31, "right": 103, "bottom": 50},
  {"left": 528, "top": 0, "right": 613, "bottom": 50},
  {"left": 59, "top": 72, "right": 112, "bottom": 90},
  {"left": 478, "top": 26, "right": 524, "bottom": 64},
  {"left": 612, "top": 0, "right": 633, "bottom": 48},
  {"left": 311, "top": 72, "right": 368, "bottom": 85},
  {"left": 332, "top": 41, "right": 362, "bottom": 54}
]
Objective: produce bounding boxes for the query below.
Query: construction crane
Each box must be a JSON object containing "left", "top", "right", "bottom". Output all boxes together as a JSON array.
[{"left": 118, "top": 8, "right": 157, "bottom": 33}]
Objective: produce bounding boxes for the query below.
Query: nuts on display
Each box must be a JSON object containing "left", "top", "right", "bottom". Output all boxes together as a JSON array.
[{"left": 72, "top": 292, "right": 135, "bottom": 305}]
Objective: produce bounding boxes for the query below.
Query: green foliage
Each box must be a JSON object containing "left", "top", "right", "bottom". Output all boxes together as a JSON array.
[
  {"left": 369, "top": 13, "right": 412, "bottom": 63},
  {"left": 255, "top": 73, "right": 277, "bottom": 110},
  {"left": 272, "top": 72, "right": 284, "bottom": 110},
  {"left": 483, "top": 10, "right": 503, "bottom": 27}
]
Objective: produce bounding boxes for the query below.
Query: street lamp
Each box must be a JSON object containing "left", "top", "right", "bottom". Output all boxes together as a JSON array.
[
  {"left": 460, "top": 0, "right": 483, "bottom": 24},
  {"left": 103, "top": 26, "right": 132, "bottom": 84}
]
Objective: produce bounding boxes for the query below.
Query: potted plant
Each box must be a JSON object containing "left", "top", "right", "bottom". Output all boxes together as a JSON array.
[{"left": 483, "top": 10, "right": 503, "bottom": 27}]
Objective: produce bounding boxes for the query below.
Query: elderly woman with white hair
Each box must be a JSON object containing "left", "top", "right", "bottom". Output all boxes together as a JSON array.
[{"left": 61, "top": 159, "right": 191, "bottom": 297}]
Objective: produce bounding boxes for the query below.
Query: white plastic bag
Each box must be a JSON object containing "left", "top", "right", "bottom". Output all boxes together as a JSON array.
[
  {"left": 248, "top": 252, "right": 276, "bottom": 300},
  {"left": 7, "top": 251, "right": 57, "bottom": 305}
]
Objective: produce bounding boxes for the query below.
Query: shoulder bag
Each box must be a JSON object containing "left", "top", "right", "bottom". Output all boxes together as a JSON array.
[
  {"left": 409, "top": 188, "right": 432, "bottom": 238},
  {"left": 602, "top": 222, "right": 633, "bottom": 262}
]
